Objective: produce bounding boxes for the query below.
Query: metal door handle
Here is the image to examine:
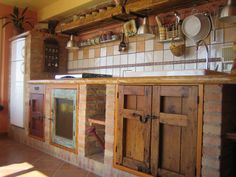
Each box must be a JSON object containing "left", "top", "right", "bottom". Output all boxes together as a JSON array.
[
  {"left": 48, "top": 118, "right": 54, "bottom": 122},
  {"left": 133, "top": 113, "right": 158, "bottom": 123}
]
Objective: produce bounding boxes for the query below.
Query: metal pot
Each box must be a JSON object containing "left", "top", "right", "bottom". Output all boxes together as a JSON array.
[{"left": 182, "top": 13, "right": 212, "bottom": 43}]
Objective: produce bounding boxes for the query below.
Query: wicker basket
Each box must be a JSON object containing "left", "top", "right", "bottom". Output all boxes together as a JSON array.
[{"left": 170, "top": 39, "right": 185, "bottom": 57}]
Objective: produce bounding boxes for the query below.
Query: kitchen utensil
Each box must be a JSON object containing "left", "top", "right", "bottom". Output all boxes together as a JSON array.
[
  {"left": 219, "top": 0, "right": 236, "bottom": 23},
  {"left": 119, "top": 32, "right": 128, "bottom": 52},
  {"left": 182, "top": 13, "right": 212, "bottom": 43},
  {"left": 123, "top": 20, "right": 137, "bottom": 37},
  {"left": 159, "top": 27, "right": 166, "bottom": 40},
  {"left": 155, "top": 16, "right": 163, "bottom": 27},
  {"left": 170, "top": 38, "right": 185, "bottom": 57}
]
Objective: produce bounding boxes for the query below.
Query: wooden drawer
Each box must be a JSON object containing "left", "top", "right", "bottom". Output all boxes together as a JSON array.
[{"left": 30, "top": 85, "right": 45, "bottom": 94}]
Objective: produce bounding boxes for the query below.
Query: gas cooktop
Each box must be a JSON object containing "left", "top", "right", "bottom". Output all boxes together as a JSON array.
[{"left": 55, "top": 73, "right": 112, "bottom": 79}]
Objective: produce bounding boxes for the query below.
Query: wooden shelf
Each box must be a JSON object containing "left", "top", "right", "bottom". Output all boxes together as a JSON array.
[
  {"left": 88, "top": 118, "right": 105, "bottom": 125},
  {"left": 87, "top": 152, "right": 104, "bottom": 163},
  {"left": 226, "top": 133, "right": 236, "bottom": 141},
  {"left": 56, "top": 0, "right": 208, "bottom": 34},
  {"left": 158, "top": 37, "right": 183, "bottom": 43}
]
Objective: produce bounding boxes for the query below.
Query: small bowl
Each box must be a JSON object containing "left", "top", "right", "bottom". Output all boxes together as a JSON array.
[
  {"left": 99, "top": 8, "right": 106, "bottom": 13},
  {"left": 92, "top": 11, "right": 98, "bottom": 16}
]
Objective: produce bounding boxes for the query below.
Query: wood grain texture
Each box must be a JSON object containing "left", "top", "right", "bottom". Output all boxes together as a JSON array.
[{"left": 29, "top": 75, "right": 236, "bottom": 85}]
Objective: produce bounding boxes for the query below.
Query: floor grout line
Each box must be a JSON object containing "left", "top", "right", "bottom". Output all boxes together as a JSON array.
[{"left": 52, "top": 161, "right": 65, "bottom": 177}]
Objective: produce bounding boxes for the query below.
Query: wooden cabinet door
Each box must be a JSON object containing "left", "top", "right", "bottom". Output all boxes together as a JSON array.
[
  {"left": 152, "top": 86, "right": 198, "bottom": 177},
  {"left": 29, "top": 93, "right": 44, "bottom": 139},
  {"left": 51, "top": 89, "right": 77, "bottom": 150},
  {"left": 116, "top": 85, "right": 156, "bottom": 174}
]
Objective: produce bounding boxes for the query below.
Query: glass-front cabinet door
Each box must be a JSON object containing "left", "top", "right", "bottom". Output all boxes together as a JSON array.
[{"left": 51, "top": 89, "right": 77, "bottom": 150}]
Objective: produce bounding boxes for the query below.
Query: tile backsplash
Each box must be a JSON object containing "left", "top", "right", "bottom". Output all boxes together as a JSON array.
[{"left": 68, "top": 16, "right": 236, "bottom": 77}]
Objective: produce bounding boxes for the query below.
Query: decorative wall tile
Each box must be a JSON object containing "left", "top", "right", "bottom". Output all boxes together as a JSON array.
[
  {"left": 113, "top": 45, "right": 120, "bottom": 55},
  {"left": 83, "top": 48, "right": 89, "bottom": 59},
  {"left": 121, "top": 54, "right": 128, "bottom": 65},
  {"left": 95, "top": 47, "right": 100, "bottom": 58},
  {"left": 185, "top": 63, "right": 197, "bottom": 70},
  {"left": 68, "top": 51, "right": 73, "bottom": 61},
  {"left": 94, "top": 58, "right": 100, "bottom": 67},
  {"left": 198, "top": 62, "right": 206, "bottom": 70},
  {"left": 113, "top": 68, "right": 120, "bottom": 76},
  {"left": 174, "top": 55, "right": 185, "bottom": 61},
  {"left": 101, "top": 47, "right": 107, "bottom": 57},
  {"left": 154, "top": 42, "right": 164, "bottom": 51},
  {"left": 120, "top": 67, "right": 128, "bottom": 77},
  {"left": 100, "top": 57, "right": 107, "bottom": 66},
  {"left": 154, "top": 65, "right": 163, "bottom": 71},
  {"left": 78, "top": 50, "right": 83, "bottom": 60},
  {"left": 136, "top": 40, "right": 145, "bottom": 52},
  {"left": 154, "top": 51, "right": 163, "bottom": 62},
  {"left": 164, "top": 50, "right": 174, "bottom": 61},
  {"left": 128, "top": 53, "right": 136, "bottom": 64},
  {"left": 174, "top": 64, "right": 184, "bottom": 70},
  {"left": 210, "top": 44, "right": 223, "bottom": 58},
  {"left": 89, "top": 59, "right": 95, "bottom": 67},
  {"left": 68, "top": 61, "right": 73, "bottom": 69},
  {"left": 185, "top": 38, "right": 195, "bottom": 47},
  {"left": 106, "top": 69, "right": 113, "bottom": 75},
  {"left": 100, "top": 69, "right": 107, "bottom": 74},
  {"left": 224, "top": 26, "right": 236, "bottom": 42},
  {"left": 107, "top": 46, "right": 114, "bottom": 56},
  {"left": 164, "top": 42, "right": 171, "bottom": 50},
  {"left": 145, "top": 39, "right": 154, "bottom": 51},
  {"left": 73, "top": 50, "right": 78, "bottom": 60},
  {"left": 197, "top": 45, "right": 208, "bottom": 59},
  {"left": 128, "top": 42, "right": 137, "bottom": 53},
  {"left": 163, "top": 64, "right": 173, "bottom": 70},
  {"left": 136, "top": 52, "right": 145, "bottom": 63},
  {"left": 185, "top": 47, "right": 197, "bottom": 60},
  {"left": 211, "top": 29, "right": 224, "bottom": 44},
  {"left": 89, "top": 48, "right": 95, "bottom": 59},
  {"left": 83, "top": 59, "right": 89, "bottom": 68},
  {"left": 145, "top": 51, "right": 153, "bottom": 63},
  {"left": 107, "top": 56, "right": 113, "bottom": 66},
  {"left": 145, "top": 65, "right": 154, "bottom": 72},
  {"left": 78, "top": 59, "right": 84, "bottom": 68},
  {"left": 113, "top": 55, "right": 120, "bottom": 65},
  {"left": 135, "top": 66, "right": 144, "bottom": 72}
]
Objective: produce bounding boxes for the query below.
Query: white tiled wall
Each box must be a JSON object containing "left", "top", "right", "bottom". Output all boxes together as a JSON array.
[{"left": 67, "top": 21, "right": 236, "bottom": 77}]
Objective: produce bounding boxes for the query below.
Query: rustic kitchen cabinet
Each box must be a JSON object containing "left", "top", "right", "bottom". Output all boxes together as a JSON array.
[
  {"left": 115, "top": 85, "right": 198, "bottom": 177},
  {"left": 29, "top": 85, "right": 45, "bottom": 140},
  {"left": 50, "top": 86, "right": 78, "bottom": 152}
]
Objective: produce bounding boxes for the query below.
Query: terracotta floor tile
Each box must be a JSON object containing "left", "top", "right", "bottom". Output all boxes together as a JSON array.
[
  {"left": 32, "top": 159, "right": 64, "bottom": 170},
  {"left": 87, "top": 172, "right": 101, "bottom": 177},
  {"left": 53, "top": 169, "right": 88, "bottom": 177},
  {"left": 0, "top": 137, "right": 101, "bottom": 177}
]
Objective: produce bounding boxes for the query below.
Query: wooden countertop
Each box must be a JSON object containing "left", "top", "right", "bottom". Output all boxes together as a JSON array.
[{"left": 28, "top": 75, "right": 236, "bottom": 85}]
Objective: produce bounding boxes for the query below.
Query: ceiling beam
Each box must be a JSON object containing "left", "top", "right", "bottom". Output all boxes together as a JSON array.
[{"left": 38, "top": 0, "right": 112, "bottom": 21}]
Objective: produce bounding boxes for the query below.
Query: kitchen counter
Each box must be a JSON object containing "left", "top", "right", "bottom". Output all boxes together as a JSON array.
[{"left": 28, "top": 74, "right": 236, "bottom": 85}]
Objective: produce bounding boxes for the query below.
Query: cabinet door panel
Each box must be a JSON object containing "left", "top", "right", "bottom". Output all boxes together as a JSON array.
[
  {"left": 153, "top": 86, "right": 198, "bottom": 177},
  {"left": 29, "top": 93, "right": 44, "bottom": 139},
  {"left": 116, "top": 85, "right": 152, "bottom": 173}
]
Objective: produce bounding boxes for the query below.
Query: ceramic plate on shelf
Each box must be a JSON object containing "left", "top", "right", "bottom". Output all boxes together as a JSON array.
[{"left": 123, "top": 19, "right": 137, "bottom": 37}]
